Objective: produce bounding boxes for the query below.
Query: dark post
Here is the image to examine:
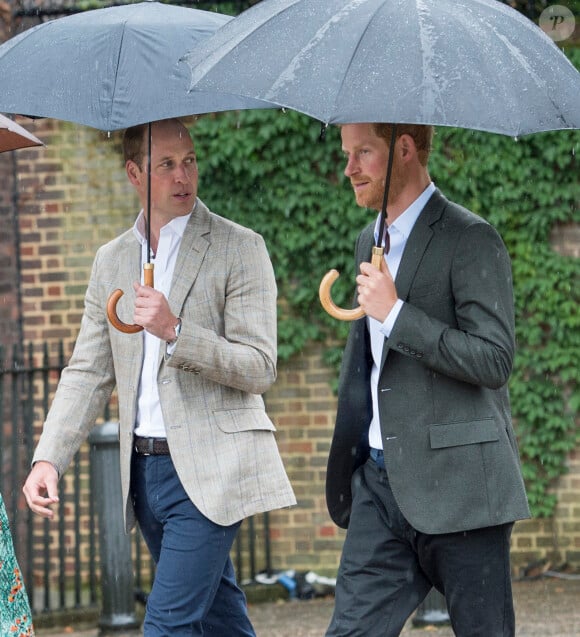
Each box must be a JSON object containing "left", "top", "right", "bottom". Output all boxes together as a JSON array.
[
  {"left": 412, "top": 588, "right": 450, "bottom": 627},
  {"left": 89, "top": 421, "right": 140, "bottom": 634}
]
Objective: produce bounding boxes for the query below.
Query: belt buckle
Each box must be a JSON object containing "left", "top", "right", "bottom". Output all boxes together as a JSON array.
[{"left": 135, "top": 437, "right": 153, "bottom": 456}]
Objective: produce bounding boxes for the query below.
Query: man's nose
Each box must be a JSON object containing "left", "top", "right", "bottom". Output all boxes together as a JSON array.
[
  {"left": 344, "top": 156, "right": 358, "bottom": 177},
  {"left": 174, "top": 164, "right": 190, "bottom": 182}
]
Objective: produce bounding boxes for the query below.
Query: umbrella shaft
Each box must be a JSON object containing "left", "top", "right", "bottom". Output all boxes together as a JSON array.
[
  {"left": 146, "top": 123, "right": 152, "bottom": 263},
  {"left": 377, "top": 124, "right": 397, "bottom": 251}
]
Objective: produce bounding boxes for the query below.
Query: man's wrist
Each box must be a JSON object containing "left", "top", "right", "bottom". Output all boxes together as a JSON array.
[
  {"left": 381, "top": 299, "right": 404, "bottom": 337},
  {"left": 167, "top": 317, "right": 182, "bottom": 345}
]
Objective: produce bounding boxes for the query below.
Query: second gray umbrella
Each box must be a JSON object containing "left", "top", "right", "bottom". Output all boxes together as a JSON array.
[{"left": 183, "top": 0, "right": 580, "bottom": 137}]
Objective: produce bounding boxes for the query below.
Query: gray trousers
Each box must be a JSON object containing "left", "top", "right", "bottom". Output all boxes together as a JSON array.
[{"left": 326, "top": 456, "right": 515, "bottom": 637}]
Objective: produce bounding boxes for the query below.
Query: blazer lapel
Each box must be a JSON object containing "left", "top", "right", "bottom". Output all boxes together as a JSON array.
[
  {"left": 358, "top": 225, "right": 375, "bottom": 264},
  {"left": 154, "top": 200, "right": 211, "bottom": 368},
  {"left": 380, "top": 189, "right": 447, "bottom": 370},
  {"left": 167, "top": 200, "right": 211, "bottom": 314},
  {"left": 395, "top": 189, "right": 447, "bottom": 298}
]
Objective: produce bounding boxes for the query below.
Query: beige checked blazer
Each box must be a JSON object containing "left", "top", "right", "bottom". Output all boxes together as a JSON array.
[{"left": 33, "top": 199, "right": 296, "bottom": 528}]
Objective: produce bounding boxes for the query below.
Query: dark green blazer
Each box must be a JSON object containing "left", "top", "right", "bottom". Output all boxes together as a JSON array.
[{"left": 326, "top": 189, "right": 530, "bottom": 533}]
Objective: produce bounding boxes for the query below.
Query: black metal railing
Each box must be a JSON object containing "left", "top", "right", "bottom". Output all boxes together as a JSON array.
[{"left": 1, "top": 341, "right": 272, "bottom": 621}]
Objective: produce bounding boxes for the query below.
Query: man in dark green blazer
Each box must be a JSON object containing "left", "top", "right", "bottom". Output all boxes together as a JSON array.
[{"left": 325, "top": 123, "right": 530, "bottom": 637}]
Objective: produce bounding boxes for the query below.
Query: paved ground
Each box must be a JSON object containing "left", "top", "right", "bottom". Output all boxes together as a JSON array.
[{"left": 36, "top": 576, "right": 580, "bottom": 636}]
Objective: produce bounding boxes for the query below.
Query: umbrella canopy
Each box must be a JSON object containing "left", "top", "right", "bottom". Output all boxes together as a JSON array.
[
  {"left": 182, "top": 0, "right": 580, "bottom": 137},
  {"left": 0, "top": 113, "right": 43, "bottom": 153},
  {"left": 0, "top": 1, "right": 270, "bottom": 131}
]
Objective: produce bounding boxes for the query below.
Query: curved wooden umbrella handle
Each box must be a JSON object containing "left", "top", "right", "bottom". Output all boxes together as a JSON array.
[
  {"left": 319, "top": 270, "right": 365, "bottom": 321},
  {"left": 106, "top": 263, "right": 154, "bottom": 333},
  {"left": 319, "top": 247, "right": 384, "bottom": 321}
]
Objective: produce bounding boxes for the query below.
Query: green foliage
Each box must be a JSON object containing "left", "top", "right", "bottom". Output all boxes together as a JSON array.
[{"left": 191, "top": 49, "right": 580, "bottom": 518}]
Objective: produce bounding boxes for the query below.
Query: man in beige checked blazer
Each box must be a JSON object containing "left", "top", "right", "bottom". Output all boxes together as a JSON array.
[{"left": 23, "top": 118, "right": 295, "bottom": 636}]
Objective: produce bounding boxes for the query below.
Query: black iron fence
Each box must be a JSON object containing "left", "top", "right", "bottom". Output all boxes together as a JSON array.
[{"left": 0, "top": 341, "right": 272, "bottom": 622}]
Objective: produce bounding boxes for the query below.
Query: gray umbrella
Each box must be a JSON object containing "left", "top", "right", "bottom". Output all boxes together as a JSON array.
[
  {"left": 0, "top": 1, "right": 268, "bottom": 131},
  {"left": 183, "top": 0, "right": 580, "bottom": 136},
  {"left": 182, "top": 0, "right": 580, "bottom": 320},
  {"left": 0, "top": 1, "right": 271, "bottom": 332}
]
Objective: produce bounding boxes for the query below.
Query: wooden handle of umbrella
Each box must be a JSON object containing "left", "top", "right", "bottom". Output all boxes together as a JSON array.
[
  {"left": 319, "top": 247, "right": 384, "bottom": 321},
  {"left": 106, "top": 263, "right": 154, "bottom": 333}
]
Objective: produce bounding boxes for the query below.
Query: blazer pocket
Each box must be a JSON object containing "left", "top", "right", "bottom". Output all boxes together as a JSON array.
[
  {"left": 213, "top": 408, "right": 277, "bottom": 434},
  {"left": 429, "top": 418, "right": 498, "bottom": 449}
]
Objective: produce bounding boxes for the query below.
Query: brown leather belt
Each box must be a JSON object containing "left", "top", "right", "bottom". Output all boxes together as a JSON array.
[{"left": 134, "top": 436, "right": 170, "bottom": 456}]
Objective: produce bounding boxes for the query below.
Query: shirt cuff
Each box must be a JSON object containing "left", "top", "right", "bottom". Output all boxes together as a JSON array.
[
  {"left": 380, "top": 299, "right": 404, "bottom": 337},
  {"left": 166, "top": 340, "right": 178, "bottom": 356}
]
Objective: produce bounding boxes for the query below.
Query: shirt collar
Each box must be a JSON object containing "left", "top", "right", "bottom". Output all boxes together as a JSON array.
[
  {"left": 132, "top": 199, "right": 197, "bottom": 246},
  {"left": 373, "top": 182, "right": 436, "bottom": 244}
]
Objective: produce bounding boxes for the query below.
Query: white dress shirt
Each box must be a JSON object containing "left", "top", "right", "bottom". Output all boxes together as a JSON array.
[
  {"left": 368, "top": 183, "right": 436, "bottom": 450},
  {"left": 132, "top": 208, "right": 193, "bottom": 438}
]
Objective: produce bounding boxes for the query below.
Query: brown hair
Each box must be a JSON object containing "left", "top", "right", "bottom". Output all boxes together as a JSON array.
[
  {"left": 123, "top": 119, "right": 191, "bottom": 167},
  {"left": 372, "top": 123, "right": 434, "bottom": 167},
  {"left": 123, "top": 123, "right": 148, "bottom": 167}
]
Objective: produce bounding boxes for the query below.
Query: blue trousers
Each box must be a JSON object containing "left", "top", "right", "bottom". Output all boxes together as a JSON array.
[
  {"left": 326, "top": 457, "right": 515, "bottom": 637},
  {"left": 131, "top": 454, "right": 256, "bottom": 637}
]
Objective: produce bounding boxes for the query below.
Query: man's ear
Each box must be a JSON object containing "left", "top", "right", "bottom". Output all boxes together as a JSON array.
[
  {"left": 126, "top": 160, "right": 142, "bottom": 186},
  {"left": 398, "top": 134, "right": 416, "bottom": 162}
]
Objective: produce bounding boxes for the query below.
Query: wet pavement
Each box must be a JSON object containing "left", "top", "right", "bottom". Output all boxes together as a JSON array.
[{"left": 35, "top": 576, "right": 580, "bottom": 636}]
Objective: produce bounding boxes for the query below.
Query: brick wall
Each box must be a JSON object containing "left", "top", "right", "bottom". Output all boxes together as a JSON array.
[
  {"left": 3, "top": 118, "right": 579, "bottom": 580},
  {"left": 512, "top": 448, "right": 580, "bottom": 573},
  {"left": 12, "top": 118, "right": 133, "bottom": 352},
  {"left": 266, "top": 347, "right": 345, "bottom": 575}
]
